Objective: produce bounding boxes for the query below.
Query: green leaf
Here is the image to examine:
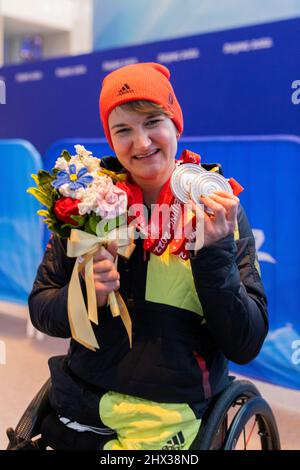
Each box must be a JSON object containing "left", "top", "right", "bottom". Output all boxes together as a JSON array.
[
  {"left": 70, "top": 215, "right": 86, "bottom": 227},
  {"left": 85, "top": 214, "right": 101, "bottom": 235},
  {"left": 37, "top": 170, "right": 55, "bottom": 185},
  {"left": 40, "top": 184, "right": 54, "bottom": 197},
  {"left": 59, "top": 215, "right": 86, "bottom": 230},
  {"left": 42, "top": 207, "right": 73, "bottom": 237},
  {"left": 27, "top": 187, "right": 52, "bottom": 208},
  {"left": 61, "top": 215, "right": 86, "bottom": 230},
  {"left": 48, "top": 188, "right": 59, "bottom": 204},
  {"left": 30, "top": 171, "right": 54, "bottom": 201},
  {"left": 31, "top": 173, "right": 39, "bottom": 186},
  {"left": 61, "top": 149, "right": 71, "bottom": 162},
  {"left": 37, "top": 209, "right": 49, "bottom": 217}
]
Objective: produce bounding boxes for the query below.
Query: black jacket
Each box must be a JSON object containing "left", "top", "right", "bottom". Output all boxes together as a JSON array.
[{"left": 28, "top": 159, "right": 268, "bottom": 424}]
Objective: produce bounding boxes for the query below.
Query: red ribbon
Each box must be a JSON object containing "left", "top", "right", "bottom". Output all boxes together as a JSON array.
[
  {"left": 178, "top": 149, "right": 201, "bottom": 165},
  {"left": 117, "top": 176, "right": 184, "bottom": 257},
  {"left": 116, "top": 149, "right": 206, "bottom": 258},
  {"left": 228, "top": 177, "right": 244, "bottom": 196}
]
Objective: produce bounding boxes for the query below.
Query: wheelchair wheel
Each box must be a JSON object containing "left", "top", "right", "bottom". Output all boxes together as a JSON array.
[
  {"left": 194, "top": 379, "right": 280, "bottom": 450},
  {"left": 224, "top": 395, "right": 280, "bottom": 450}
]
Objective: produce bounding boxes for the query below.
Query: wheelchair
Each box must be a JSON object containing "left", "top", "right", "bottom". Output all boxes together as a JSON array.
[{"left": 6, "top": 376, "right": 281, "bottom": 450}]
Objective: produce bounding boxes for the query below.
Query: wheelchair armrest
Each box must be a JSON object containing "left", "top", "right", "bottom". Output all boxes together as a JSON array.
[{"left": 7, "top": 378, "right": 52, "bottom": 448}]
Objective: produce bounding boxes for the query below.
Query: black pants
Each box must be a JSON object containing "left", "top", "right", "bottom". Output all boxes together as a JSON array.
[{"left": 40, "top": 412, "right": 117, "bottom": 450}]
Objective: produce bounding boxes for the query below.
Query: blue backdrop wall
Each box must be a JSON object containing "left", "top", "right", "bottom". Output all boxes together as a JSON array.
[
  {"left": 0, "top": 17, "right": 299, "bottom": 154},
  {"left": 0, "top": 17, "right": 299, "bottom": 389}
]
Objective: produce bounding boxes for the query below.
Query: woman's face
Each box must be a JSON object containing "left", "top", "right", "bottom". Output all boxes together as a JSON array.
[{"left": 108, "top": 106, "right": 178, "bottom": 190}]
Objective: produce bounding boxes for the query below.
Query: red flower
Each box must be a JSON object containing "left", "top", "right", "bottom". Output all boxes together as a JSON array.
[{"left": 54, "top": 197, "right": 81, "bottom": 225}]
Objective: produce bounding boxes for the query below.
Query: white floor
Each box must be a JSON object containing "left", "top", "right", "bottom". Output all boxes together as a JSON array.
[
  {"left": 0, "top": 302, "right": 68, "bottom": 449},
  {"left": 0, "top": 302, "right": 299, "bottom": 450}
]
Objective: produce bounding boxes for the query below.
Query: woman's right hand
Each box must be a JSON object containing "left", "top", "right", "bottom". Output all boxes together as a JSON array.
[
  {"left": 82, "top": 242, "right": 120, "bottom": 307},
  {"left": 186, "top": 191, "right": 239, "bottom": 251}
]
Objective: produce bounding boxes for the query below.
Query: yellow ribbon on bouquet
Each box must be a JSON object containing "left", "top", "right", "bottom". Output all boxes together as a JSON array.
[{"left": 67, "top": 227, "right": 135, "bottom": 351}]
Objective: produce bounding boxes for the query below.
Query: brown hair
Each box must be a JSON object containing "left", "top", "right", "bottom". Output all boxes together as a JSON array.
[{"left": 120, "top": 100, "right": 173, "bottom": 118}]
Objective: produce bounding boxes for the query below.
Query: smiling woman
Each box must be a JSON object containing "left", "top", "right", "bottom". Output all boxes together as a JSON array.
[
  {"left": 100, "top": 62, "right": 183, "bottom": 205},
  {"left": 108, "top": 105, "right": 178, "bottom": 205},
  {"left": 28, "top": 61, "right": 269, "bottom": 450}
]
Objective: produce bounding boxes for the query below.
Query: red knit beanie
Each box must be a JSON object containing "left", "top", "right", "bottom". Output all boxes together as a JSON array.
[{"left": 99, "top": 62, "right": 183, "bottom": 149}]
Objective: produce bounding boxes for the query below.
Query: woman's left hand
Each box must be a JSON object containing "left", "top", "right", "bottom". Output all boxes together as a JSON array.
[{"left": 191, "top": 191, "right": 239, "bottom": 248}]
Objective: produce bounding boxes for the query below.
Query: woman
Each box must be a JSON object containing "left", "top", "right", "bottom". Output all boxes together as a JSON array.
[{"left": 29, "top": 62, "right": 268, "bottom": 450}]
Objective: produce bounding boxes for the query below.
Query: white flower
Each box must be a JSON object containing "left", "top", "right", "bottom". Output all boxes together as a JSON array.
[
  {"left": 91, "top": 170, "right": 112, "bottom": 187},
  {"left": 77, "top": 177, "right": 111, "bottom": 215},
  {"left": 70, "top": 157, "right": 86, "bottom": 170},
  {"left": 54, "top": 156, "right": 69, "bottom": 171},
  {"left": 77, "top": 174, "right": 120, "bottom": 216},
  {"left": 68, "top": 157, "right": 86, "bottom": 171},
  {"left": 74, "top": 144, "right": 92, "bottom": 158},
  {"left": 82, "top": 155, "right": 101, "bottom": 172},
  {"left": 55, "top": 145, "right": 100, "bottom": 175},
  {"left": 57, "top": 183, "right": 78, "bottom": 199},
  {"left": 54, "top": 156, "right": 86, "bottom": 173},
  {"left": 74, "top": 145, "right": 101, "bottom": 172},
  {"left": 77, "top": 184, "right": 99, "bottom": 215}
]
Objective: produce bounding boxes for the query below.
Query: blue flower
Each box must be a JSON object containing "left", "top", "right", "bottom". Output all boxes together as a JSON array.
[{"left": 52, "top": 164, "right": 93, "bottom": 191}]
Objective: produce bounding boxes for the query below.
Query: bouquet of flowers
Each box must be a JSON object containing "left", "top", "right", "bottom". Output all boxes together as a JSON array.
[{"left": 27, "top": 145, "right": 134, "bottom": 351}]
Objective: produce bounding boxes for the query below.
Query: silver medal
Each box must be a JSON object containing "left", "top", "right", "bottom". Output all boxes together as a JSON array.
[
  {"left": 171, "top": 163, "right": 206, "bottom": 203},
  {"left": 190, "top": 172, "right": 233, "bottom": 206}
]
